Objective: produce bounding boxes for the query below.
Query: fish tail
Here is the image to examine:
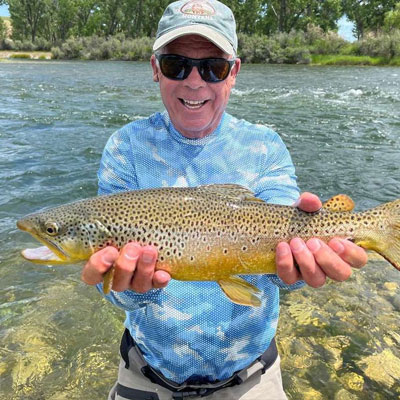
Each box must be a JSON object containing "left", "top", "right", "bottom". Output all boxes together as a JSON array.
[{"left": 357, "top": 199, "right": 400, "bottom": 271}]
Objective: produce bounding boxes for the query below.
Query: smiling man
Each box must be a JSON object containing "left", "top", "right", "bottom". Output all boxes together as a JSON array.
[
  {"left": 81, "top": 1, "right": 367, "bottom": 399},
  {"left": 151, "top": 34, "right": 240, "bottom": 139}
]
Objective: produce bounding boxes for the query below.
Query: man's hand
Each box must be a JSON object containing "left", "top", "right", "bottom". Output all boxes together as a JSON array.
[
  {"left": 81, "top": 243, "right": 171, "bottom": 293},
  {"left": 276, "top": 192, "right": 368, "bottom": 287}
]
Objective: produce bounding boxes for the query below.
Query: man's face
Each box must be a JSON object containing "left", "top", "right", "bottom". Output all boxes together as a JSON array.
[{"left": 151, "top": 35, "right": 241, "bottom": 139}]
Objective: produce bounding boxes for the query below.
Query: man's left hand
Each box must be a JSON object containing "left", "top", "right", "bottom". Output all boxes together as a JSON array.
[{"left": 276, "top": 192, "right": 368, "bottom": 287}]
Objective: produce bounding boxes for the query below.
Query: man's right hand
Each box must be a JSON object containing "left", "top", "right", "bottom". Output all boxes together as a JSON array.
[{"left": 81, "top": 243, "right": 171, "bottom": 293}]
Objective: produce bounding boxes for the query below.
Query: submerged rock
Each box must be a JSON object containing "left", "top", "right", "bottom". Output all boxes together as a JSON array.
[
  {"left": 358, "top": 349, "right": 400, "bottom": 387},
  {"left": 339, "top": 372, "right": 364, "bottom": 391}
]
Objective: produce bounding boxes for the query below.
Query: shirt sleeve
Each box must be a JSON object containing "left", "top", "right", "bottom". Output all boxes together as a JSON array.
[
  {"left": 97, "top": 284, "right": 163, "bottom": 312},
  {"left": 96, "top": 128, "right": 164, "bottom": 308},
  {"left": 97, "top": 129, "right": 139, "bottom": 195},
  {"left": 253, "top": 130, "right": 304, "bottom": 290},
  {"left": 253, "top": 131, "right": 300, "bottom": 206}
]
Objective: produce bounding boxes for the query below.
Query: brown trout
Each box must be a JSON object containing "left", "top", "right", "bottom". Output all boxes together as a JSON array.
[{"left": 17, "top": 184, "right": 400, "bottom": 306}]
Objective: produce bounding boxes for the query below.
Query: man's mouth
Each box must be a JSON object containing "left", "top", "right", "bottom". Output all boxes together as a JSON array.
[{"left": 179, "top": 98, "right": 208, "bottom": 109}]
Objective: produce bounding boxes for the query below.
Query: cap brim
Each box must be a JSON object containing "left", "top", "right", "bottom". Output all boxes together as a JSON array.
[{"left": 153, "top": 25, "right": 235, "bottom": 55}]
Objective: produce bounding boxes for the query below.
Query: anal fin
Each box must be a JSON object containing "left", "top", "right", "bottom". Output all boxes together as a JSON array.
[{"left": 218, "top": 276, "right": 261, "bottom": 307}]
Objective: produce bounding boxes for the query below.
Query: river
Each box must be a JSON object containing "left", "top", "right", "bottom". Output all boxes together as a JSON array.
[{"left": 1, "top": 60, "right": 399, "bottom": 399}]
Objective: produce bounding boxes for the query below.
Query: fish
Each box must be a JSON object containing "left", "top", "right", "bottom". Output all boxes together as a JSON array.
[{"left": 16, "top": 184, "right": 400, "bottom": 306}]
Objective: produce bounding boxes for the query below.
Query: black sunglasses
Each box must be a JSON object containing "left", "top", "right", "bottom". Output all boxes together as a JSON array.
[{"left": 156, "top": 54, "right": 235, "bottom": 83}]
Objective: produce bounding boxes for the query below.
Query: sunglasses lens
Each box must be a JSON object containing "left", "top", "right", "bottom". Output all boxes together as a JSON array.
[
  {"left": 201, "top": 59, "right": 231, "bottom": 82},
  {"left": 158, "top": 55, "right": 232, "bottom": 82},
  {"left": 159, "top": 56, "right": 190, "bottom": 80}
]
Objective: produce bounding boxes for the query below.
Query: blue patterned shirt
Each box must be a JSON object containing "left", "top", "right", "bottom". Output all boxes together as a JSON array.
[{"left": 97, "top": 111, "right": 302, "bottom": 383}]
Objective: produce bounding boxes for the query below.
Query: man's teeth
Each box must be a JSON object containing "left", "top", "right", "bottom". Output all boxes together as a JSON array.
[{"left": 182, "top": 99, "right": 206, "bottom": 108}]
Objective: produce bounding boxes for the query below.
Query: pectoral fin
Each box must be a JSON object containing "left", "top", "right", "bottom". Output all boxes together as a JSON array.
[
  {"left": 103, "top": 267, "right": 115, "bottom": 294},
  {"left": 218, "top": 276, "right": 261, "bottom": 307}
]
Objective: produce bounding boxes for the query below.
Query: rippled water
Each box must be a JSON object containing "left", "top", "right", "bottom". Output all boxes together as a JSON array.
[{"left": 1, "top": 60, "right": 400, "bottom": 399}]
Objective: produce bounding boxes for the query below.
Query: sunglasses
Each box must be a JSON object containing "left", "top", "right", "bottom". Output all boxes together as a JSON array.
[{"left": 156, "top": 54, "right": 235, "bottom": 83}]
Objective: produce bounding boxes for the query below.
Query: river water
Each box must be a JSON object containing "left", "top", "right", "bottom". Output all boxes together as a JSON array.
[{"left": 1, "top": 60, "right": 399, "bottom": 399}]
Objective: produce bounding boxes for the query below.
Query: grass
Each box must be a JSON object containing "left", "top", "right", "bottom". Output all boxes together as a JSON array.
[
  {"left": 9, "top": 53, "right": 31, "bottom": 59},
  {"left": 0, "top": 51, "right": 52, "bottom": 60},
  {"left": 388, "top": 56, "right": 400, "bottom": 66},
  {"left": 311, "top": 54, "right": 391, "bottom": 66}
]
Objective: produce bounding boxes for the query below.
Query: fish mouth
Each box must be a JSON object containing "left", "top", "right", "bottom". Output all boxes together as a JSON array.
[{"left": 17, "top": 219, "right": 71, "bottom": 265}]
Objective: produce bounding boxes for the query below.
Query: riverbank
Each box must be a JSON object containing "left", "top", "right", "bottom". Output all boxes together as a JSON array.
[
  {"left": 2, "top": 27, "right": 400, "bottom": 66},
  {"left": 0, "top": 51, "right": 52, "bottom": 60},
  {"left": 312, "top": 54, "right": 400, "bottom": 66},
  {"left": 1, "top": 50, "right": 399, "bottom": 66}
]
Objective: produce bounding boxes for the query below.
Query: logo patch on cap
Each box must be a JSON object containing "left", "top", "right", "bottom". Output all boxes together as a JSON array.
[{"left": 180, "top": 1, "right": 216, "bottom": 16}]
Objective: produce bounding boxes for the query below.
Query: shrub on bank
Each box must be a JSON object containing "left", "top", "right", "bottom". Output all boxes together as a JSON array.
[
  {"left": 51, "top": 35, "right": 153, "bottom": 60},
  {"left": 0, "top": 37, "right": 52, "bottom": 51},
  {"left": 238, "top": 26, "right": 345, "bottom": 64},
  {"left": 35, "top": 27, "right": 400, "bottom": 64},
  {"left": 238, "top": 33, "right": 311, "bottom": 64},
  {"left": 356, "top": 30, "right": 400, "bottom": 58}
]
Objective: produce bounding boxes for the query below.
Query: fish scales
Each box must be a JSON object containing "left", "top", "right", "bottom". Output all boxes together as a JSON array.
[{"left": 16, "top": 184, "right": 400, "bottom": 306}]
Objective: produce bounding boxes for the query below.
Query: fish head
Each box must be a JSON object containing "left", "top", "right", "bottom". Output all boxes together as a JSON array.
[{"left": 16, "top": 202, "right": 106, "bottom": 265}]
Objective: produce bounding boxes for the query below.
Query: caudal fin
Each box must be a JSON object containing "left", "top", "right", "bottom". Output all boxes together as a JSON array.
[{"left": 357, "top": 199, "right": 400, "bottom": 271}]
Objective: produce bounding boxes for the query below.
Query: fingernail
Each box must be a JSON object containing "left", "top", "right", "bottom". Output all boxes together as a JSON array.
[
  {"left": 276, "top": 244, "right": 290, "bottom": 257},
  {"left": 124, "top": 246, "right": 139, "bottom": 260},
  {"left": 330, "top": 239, "right": 345, "bottom": 255},
  {"left": 307, "top": 238, "right": 321, "bottom": 253},
  {"left": 142, "top": 251, "right": 154, "bottom": 263},
  {"left": 291, "top": 238, "right": 305, "bottom": 253},
  {"left": 102, "top": 253, "right": 115, "bottom": 265}
]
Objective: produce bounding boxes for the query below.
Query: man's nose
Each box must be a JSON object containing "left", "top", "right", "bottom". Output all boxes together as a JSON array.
[{"left": 184, "top": 66, "right": 206, "bottom": 89}]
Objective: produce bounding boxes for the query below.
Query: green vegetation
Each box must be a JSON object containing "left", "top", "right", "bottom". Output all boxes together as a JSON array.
[
  {"left": 311, "top": 54, "right": 388, "bottom": 66},
  {"left": 9, "top": 53, "right": 31, "bottom": 59},
  {"left": 51, "top": 35, "right": 153, "bottom": 60},
  {"left": 1, "top": 0, "right": 400, "bottom": 65},
  {"left": 0, "top": 17, "right": 7, "bottom": 40},
  {"left": 1, "top": 0, "right": 399, "bottom": 43}
]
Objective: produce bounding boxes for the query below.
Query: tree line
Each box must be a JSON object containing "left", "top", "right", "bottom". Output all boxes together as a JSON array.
[{"left": 0, "top": 0, "right": 399, "bottom": 45}]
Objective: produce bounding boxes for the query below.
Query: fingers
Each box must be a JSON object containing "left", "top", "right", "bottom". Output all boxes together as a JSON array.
[
  {"left": 130, "top": 246, "right": 158, "bottom": 293},
  {"left": 291, "top": 238, "right": 326, "bottom": 287},
  {"left": 81, "top": 243, "right": 171, "bottom": 293},
  {"left": 114, "top": 243, "right": 166, "bottom": 293},
  {"left": 276, "top": 238, "right": 327, "bottom": 288},
  {"left": 276, "top": 238, "right": 326, "bottom": 288},
  {"left": 328, "top": 238, "right": 368, "bottom": 269},
  {"left": 276, "top": 242, "right": 300, "bottom": 285},
  {"left": 294, "top": 192, "right": 322, "bottom": 213},
  {"left": 153, "top": 270, "right": 172, "bottom": 289},
  {"left": 112, "top": 243, "right": 142, "bottom": 291},
  {"left": 81, "top": 246, "right": 119, "bottom": 285},
  {"left": 306, "top": 238, "right": 351, "bottom": 282}
]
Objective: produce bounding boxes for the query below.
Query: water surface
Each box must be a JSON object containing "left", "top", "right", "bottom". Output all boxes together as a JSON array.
[{"left": 1, "top": 60, "right": 399, "bottom": 399}]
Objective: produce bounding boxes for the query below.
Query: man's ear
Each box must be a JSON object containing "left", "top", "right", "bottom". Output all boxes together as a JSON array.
[
  {"left": 230, "top": 58, "right": 241, "bottom": 87},
  {"left": 150, "top": 55, "right": 159, "bottom": 82},
  {"left": 232, "top": 58, "right": 241, "bottom": 78}
]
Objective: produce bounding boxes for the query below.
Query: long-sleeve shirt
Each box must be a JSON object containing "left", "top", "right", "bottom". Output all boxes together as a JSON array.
[{"left": 97, "top": 111, "right": 302, "bottom": 383}]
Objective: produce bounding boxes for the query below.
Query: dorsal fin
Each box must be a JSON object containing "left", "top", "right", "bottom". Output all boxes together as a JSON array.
[
  {"left": 197, "top": 184, "right": 265, "bottom": 203},
  {"left": 323, "top": 194, "right": 355, "bottom": 212}
]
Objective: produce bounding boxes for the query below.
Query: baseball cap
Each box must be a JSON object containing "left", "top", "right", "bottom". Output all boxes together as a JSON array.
[{"left": 153, "top": 0, "right": 238, "bottom": 55}]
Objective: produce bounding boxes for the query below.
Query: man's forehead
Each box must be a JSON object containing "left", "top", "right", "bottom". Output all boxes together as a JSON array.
[{"left": 164, "top": 34, "right": 227, "bottom": 55}]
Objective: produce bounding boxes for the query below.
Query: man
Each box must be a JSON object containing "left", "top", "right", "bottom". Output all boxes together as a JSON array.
[{"left": 82, "top": 1, "right": 367, "bottom": 399}]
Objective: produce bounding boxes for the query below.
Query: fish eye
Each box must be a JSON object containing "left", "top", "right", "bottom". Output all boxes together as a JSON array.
[{"left": 45, "top": 221, "right": 59, "bottom": 236}]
